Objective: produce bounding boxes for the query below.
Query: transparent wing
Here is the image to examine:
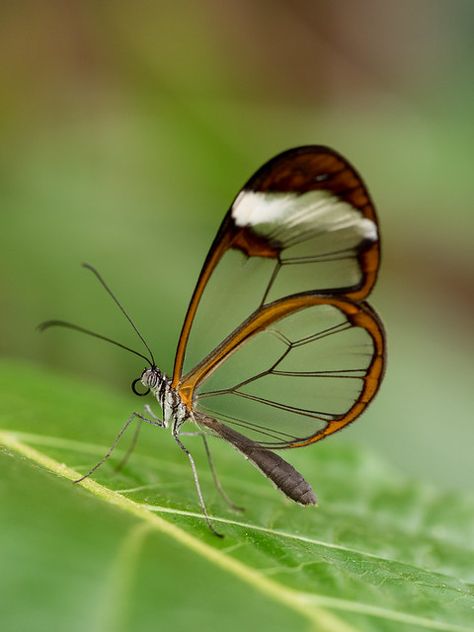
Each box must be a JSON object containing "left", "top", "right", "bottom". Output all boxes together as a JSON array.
[
  {"left": 172, "top": 146, "right": 380, "bottom": 388},
  {"left": 173, "top": 146, "right": 385, "bottom": 447},
  {"left": 181, "top": 295, "right": 384, "bottom": 448}
]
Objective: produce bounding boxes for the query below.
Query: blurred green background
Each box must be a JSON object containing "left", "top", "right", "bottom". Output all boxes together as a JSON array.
[{"left": 1, "top": 1, "right": 472, "bottom": 492}]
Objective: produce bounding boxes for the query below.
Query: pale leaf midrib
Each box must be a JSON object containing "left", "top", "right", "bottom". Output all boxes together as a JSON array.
[
  {"left": 140, "top": 503, "right": 474, "bottom": 592},
  {"left": 0, "top": 430, "right": 354, "bottom": 632},
  {"left": 1, "top": 430, "right": 472, "bottom": 632},
  {"left": 9, "top": 430, "right": 472, "bottom": 556}
]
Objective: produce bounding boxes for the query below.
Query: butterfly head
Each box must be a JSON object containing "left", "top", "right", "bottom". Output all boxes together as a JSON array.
[{"left": 131, "top": 365, "right": 163, "bottom": 396}]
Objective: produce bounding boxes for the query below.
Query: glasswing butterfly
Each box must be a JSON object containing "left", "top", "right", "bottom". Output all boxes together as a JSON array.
[{"left": 40, "top": 146, "right": 385, "bottom": 536}]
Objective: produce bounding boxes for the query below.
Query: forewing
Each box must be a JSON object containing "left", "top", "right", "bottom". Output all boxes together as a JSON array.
[{"left": 172, "top": 146, "right": 380, "bottom": 387}]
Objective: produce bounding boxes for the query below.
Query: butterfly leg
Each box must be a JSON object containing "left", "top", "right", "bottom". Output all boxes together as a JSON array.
[
  {"left": 180, "top": 432, "right": 244, "bottom": 512},
  {"left": 115, "top": 404, "right": 164, "bottom": 472},
  {"left": 114, "top": 420, "right": 142, "bottom": 472},
  {"left": 144, "top": 403, "right": 161, "bottom": 420},
  {"left": 201, "top": 435, "right": 244, "bottom": 513},
  {"left": 74, "top": 411, "right": 163, "bottom": 483},
  {"left": 172, "top": 430, "right": 223, "bottom": 538}
]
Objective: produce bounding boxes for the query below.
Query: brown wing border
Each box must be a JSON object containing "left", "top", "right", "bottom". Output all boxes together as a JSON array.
[
  {"left": 172, "top": 145, "right": 381, "bottom": 387},
  {"left": 178, "top": 293, "right": 385, "bottom": 448}
]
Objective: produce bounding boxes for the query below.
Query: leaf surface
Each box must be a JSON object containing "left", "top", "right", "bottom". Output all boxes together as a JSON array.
[{"left": 1, "top": 360, "right": 473, "bottom": 632}]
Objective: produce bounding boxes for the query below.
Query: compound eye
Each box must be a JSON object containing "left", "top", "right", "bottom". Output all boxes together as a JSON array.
[{"left": 131, "top": 378, "right": 150, "bottom": 397}]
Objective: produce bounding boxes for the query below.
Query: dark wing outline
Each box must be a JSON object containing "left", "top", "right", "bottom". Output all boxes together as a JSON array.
[
  {"left": 171, "top": 145, "right": 380, "bottom": 388},
  {"left": 178, "top": 293, "right": 385, "bottom": 448}
]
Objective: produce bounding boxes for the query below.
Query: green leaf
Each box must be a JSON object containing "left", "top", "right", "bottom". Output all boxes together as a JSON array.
[{"left": 1, "top": 360, "right": 473, "bottom": 632}]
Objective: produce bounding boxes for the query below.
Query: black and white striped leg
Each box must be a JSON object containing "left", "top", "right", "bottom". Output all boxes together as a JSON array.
[
  {"left": 180, "top": 431, "right": 244, "bottom": 512},
  {"left": 144, "top": 404, "right": 161, "bottom": 421},
  {"left": 201, "top": 435, "right": 244, "bottom": 513},
  {"left": 115, "top": 404, "right": 164, "bottom": 472},
  {"left": 74, "top": 411, "right": 164, "bottom": 484},
  {"left": 173, "top": 431, "right": 223, "bottom": 538},
  {"left": 115, "top": 404, "right": 163, "bottom": 471},
  {"left": 114, "top": 420, "right": 142, "bottom": 472}
]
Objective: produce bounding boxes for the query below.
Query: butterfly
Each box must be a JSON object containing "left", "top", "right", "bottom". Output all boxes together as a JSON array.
[{"left": 40, "top": 146, "right": 385, "bottom": 536}]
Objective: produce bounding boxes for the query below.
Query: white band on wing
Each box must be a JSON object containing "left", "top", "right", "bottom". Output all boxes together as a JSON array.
[{"left": 232, "top": 190, "right": 377, "bottom": 242}]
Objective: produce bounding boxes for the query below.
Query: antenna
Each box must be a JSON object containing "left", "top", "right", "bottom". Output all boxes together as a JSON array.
[
  {"left": 38, "top": 320, "right": 152, "bottom": 364},
  {"left": 82, "top": 263, "right": 156, "bottom": 366}
]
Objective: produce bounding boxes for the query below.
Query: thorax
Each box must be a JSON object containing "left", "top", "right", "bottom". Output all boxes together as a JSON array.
[{"left": 141, "top": 367, "right": 189, "bottom": 429}]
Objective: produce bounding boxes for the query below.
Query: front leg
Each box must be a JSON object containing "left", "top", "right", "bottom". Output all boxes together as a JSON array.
[
  {"left": 115, "top": 405, "right": 164, "bottom": 471},
  {"left": 74, "top": 411, "right": 164, "bottom": 483},
  {"left": 144, "top": 404, "right": 162, "bottom": 421}
]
